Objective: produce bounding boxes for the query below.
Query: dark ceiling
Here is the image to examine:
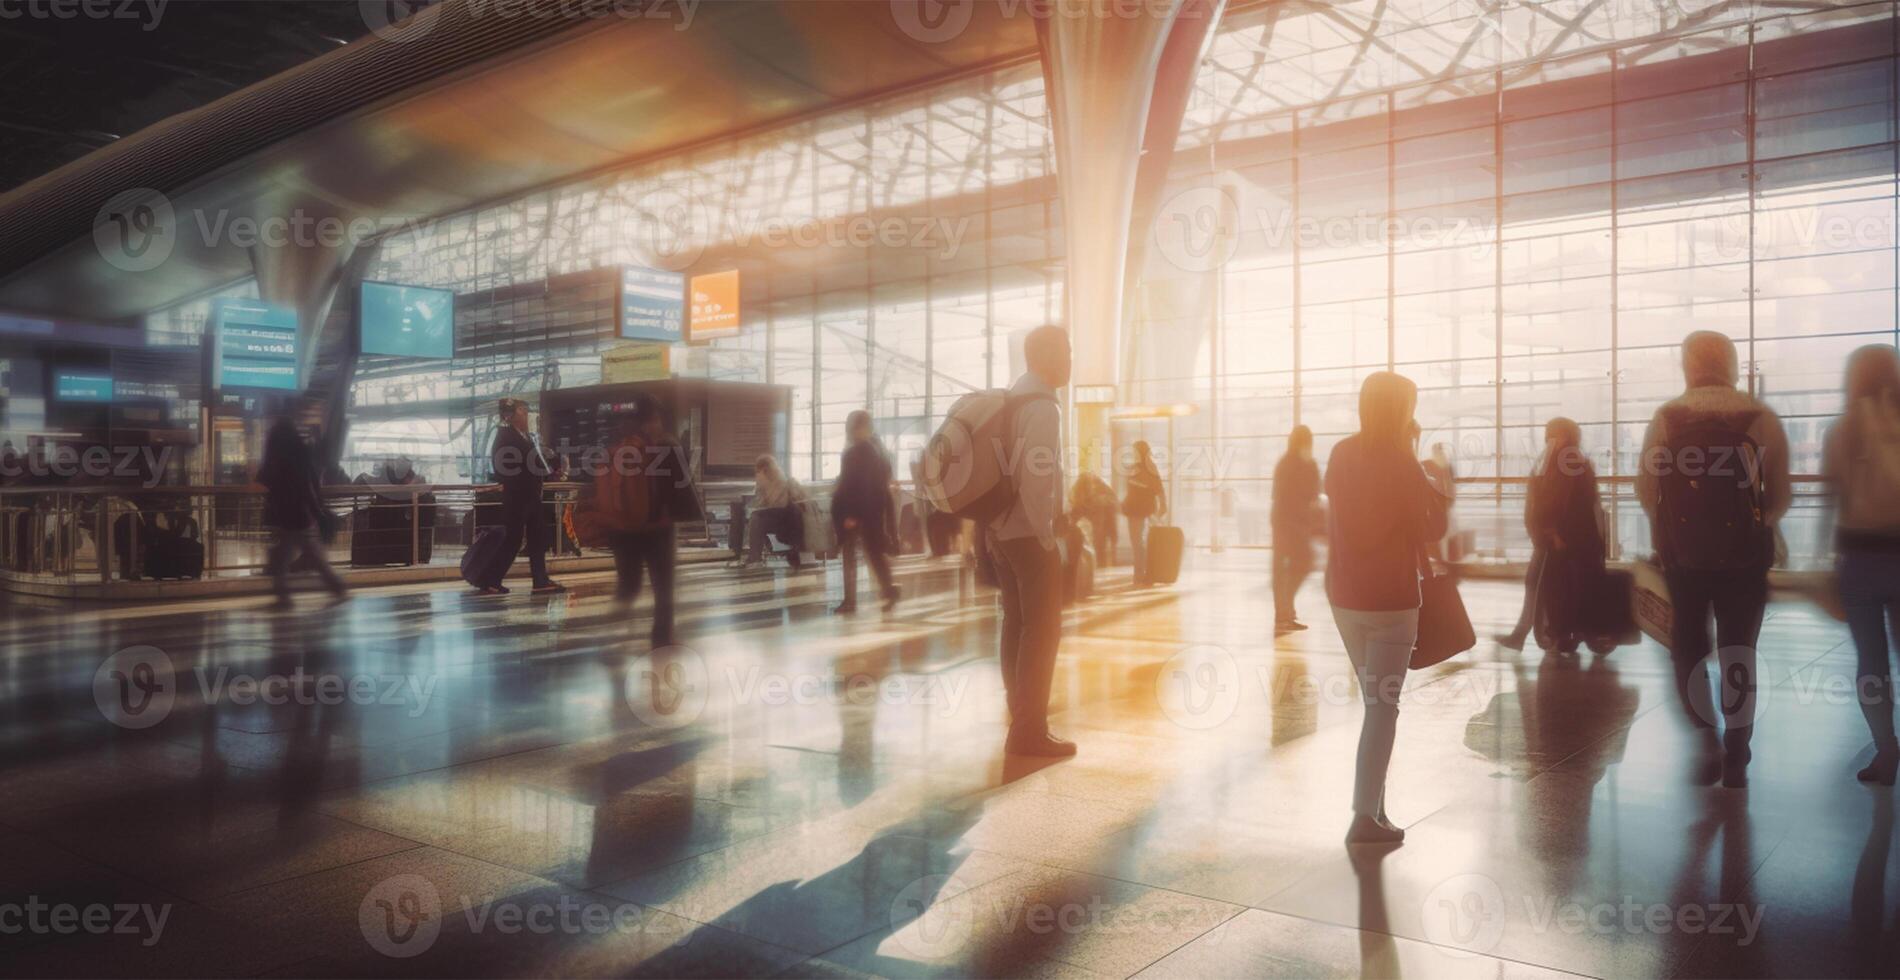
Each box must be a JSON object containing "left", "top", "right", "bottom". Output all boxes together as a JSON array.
[{"left": 0, "top": 0, "right": 394, "bottom": 193}]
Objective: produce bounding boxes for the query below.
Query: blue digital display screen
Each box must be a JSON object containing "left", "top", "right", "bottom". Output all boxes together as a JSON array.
[
  {"left": 620, "top": 267, "right": 684, "bottom": 343},
  {"left": 53, "top": 371, "right": 114, "bottom": 402},
  {"left": 361, "top": 281, "right": 454, "bottom": 359},
  {"left": 212, "top": 299, "right": 300, "bottom": 391}
]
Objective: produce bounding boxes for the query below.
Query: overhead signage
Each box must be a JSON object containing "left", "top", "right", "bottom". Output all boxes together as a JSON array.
[
  {"left": 212, "top": 298, "right": 300, "bottom": 391},
  {"left": 620, "top": 266, "right": 685, "bottom": 343},
  {"left": 602, "top": 343, "right": 671, "bottom": 384},
  {"left": 688, "top": 269, "right": 740, "bottom": 342}
]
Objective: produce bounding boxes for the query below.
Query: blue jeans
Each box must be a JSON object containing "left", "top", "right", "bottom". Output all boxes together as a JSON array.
[
  {"left": 1840, "top": 548, "right": 1900, "bottom": 752},
  {"left": 1333, "top": 605, "right": 1420, "bottom": 817}
]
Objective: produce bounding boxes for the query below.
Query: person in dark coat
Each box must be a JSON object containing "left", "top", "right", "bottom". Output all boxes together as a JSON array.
[
  {"left": 1525, "top": 417, "right": 1605, "bottom": 654},
  {"left": 482, "top": 397, "right": 563, "bottom": 596},
  {"left": 831, "top": 410, "right": 900, "bottom": 614},
  {"left": 258, "top": 416, "right": 347, "bottom": 608},
  {"left": 1272, "top": 425, "right": 1321, "bottom": 633}
]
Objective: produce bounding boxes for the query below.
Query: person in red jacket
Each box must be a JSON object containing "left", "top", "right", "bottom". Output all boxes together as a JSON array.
[{"left": 1325, "top": 371, "right": 1447, "bottom": 846}]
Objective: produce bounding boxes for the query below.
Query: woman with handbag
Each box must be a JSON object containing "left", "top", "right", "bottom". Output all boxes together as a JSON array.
[
  {"left": 1826, "top": 344, "right": 1900, "bottom": 785},
  {"left": 1325, "top": 372, "right": 1448, "bottom": 846}
]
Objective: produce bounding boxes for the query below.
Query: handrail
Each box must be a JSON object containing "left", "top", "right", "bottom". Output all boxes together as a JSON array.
[{"left": 0, "top": 479, "right": 759, "bottom": 498}]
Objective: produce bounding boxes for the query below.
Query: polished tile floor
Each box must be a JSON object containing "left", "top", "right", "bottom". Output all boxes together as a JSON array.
[{"left": 0, "top": 551, "right": 1893, "bottom": 978}]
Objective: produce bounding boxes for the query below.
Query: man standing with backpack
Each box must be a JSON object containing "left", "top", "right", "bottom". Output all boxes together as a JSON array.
[
  {"left": 988, "top": 325, "right": 1075, "bottom": 758},
  {"left": 1636, "top": 331, "right": 1792, "bottom": 788}
]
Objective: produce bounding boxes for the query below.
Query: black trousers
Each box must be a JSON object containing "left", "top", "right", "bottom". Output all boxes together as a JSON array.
[
  {"left": 838, "top": 523, "right": 895, "bottom": 605},
  {"left": 489, "top": 497, "right": 550, "bottom": 588},
  {"left": 1665, "top": 565, "right": 1768, "bottom": 752},
  {"left": 611, "top": 527, "right": 677, "bottom": 647},
  {"left": 1272, "top": 535, "right": 1313, "bottom": 625},
  {"left": 992, "top": 534, "right": 1062, "bottom": 738}
]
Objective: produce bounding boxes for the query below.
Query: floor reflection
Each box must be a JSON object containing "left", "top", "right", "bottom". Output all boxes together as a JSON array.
[{"left": 0, "top": 554, "right": 1888, "bottom": 978}]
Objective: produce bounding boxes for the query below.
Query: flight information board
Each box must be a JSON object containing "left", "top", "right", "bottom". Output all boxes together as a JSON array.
[
  {"left": 620, "top": 266, "right": 685, "bottom": 343},
  {"left": 52, "top": 371, "right": 113, "bottom": 402},
  {"left": 212, "top": 299, "right": 300, "bottom": 391},
  {"left": 361, "top": 281, "right": 454, "bottom": 358}
]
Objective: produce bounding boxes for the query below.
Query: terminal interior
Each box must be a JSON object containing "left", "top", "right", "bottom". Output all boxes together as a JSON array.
[{"left": 1, "top": 1, "right": 1898, "bottom": 978}]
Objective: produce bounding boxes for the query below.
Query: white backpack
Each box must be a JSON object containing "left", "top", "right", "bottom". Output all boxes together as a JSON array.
[{"left": 920, "top": 389, "right": 1052, "bottom": 522}]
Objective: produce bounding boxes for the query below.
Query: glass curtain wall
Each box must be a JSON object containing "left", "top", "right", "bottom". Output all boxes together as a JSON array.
[{"left": 1141, "top": 0, "right": 1899, "bottom": 566}]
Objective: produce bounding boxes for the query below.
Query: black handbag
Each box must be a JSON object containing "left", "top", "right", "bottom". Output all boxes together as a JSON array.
[{"left": 1410, "top": 551, "right": 1475, "bottom": 669}]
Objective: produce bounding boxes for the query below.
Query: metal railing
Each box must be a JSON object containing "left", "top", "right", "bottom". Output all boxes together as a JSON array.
[{"left": 0, "top": 476, "right": 941, "bottom": 591}]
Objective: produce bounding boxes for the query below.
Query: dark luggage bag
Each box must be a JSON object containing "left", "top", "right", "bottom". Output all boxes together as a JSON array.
[
  {"left": 143, "top": 517, "right": 204, "bottom": 580},
  {"left": 1146, "top": 524, "right": 1185, "bottom": 585},
  {"left": 1580, "top": 568, "right": 1641, "bottom": 653},
  {"left": 461, "top": 525, "right": 509, "bottom": 587}
]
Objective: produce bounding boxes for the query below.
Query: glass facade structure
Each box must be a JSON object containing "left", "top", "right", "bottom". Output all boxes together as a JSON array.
[
  {"left": 143, "top": 0, "right": 1899, "bottom": 567},
  {"left": 1138, "top": 0, "right": 1899, "bottom": 565}
]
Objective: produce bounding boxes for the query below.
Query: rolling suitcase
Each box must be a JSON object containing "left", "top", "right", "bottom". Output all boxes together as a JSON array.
[
  {"left": 1146, "top": 524, "right": 1185, "bottom": 586},
  {"left": 1580, "top": 567, "right": 1641, "bottom": 654},
  {"left": 461, "top": 525, "right": 508, "bottom": 587}
]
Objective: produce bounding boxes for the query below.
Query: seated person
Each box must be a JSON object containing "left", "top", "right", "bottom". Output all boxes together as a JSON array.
[{"left": 742, "top": 454, "right": 807, "bottom": 569}]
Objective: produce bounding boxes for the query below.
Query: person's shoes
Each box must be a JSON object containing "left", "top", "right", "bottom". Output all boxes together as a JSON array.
[
  {"left": 266, "top": 597, "right": 294, "bottom": 611},
  {"left": 832, "top": 602, "right": 857, "bottom": 615},
  {"left": 881, "top": 586, "right": 902, "bottom": 611},
  {"left": 532, "top": 581, "right": 567, "bottom": 594},
  {"left": 1858, "top": 747, "right": 1900, "bottom": 786},
  {"left": 325, "top": 590, "right": 351, "bottom": 608},
  {"left": 1689, "top": 734, "right": 1723, "bottom": 786},
  {"left": 1494, "top": 632, "right": 1525, "bottom": 651},
  {"left": 1721, "top": 746, "right": 1752, "bottom": 789},
  {"left": 1004, "top": 732, "right": 1077, "bottom": 757},
  {"left": 477, "top": 586, "right": 509, "bottom": 597},
  {"left": 1345, "top": 813, "right": 1406, "bottom": 846}
]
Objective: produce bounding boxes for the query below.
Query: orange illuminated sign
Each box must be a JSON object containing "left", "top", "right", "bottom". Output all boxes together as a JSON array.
[{"left": 688, "top": 270, "right": 740, "bottom": 342}]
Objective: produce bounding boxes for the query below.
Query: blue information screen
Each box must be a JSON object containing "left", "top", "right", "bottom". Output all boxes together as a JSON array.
[
  {"left": 53, "top": 371, "right": 114, "bottom": 402},
  {"left": 213, "top": 299, "right": 300, "bottom": 391},
  {"left": 361, "top": 281, "right": 455, "bottom": 358},
  {"left": 620, "top": 267, "right": 685, "bottom": 343}
]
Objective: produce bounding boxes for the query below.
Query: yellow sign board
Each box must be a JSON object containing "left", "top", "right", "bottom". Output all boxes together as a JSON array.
[{"left": 602, "top": 343, "right": 670, "bottom": 384}]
